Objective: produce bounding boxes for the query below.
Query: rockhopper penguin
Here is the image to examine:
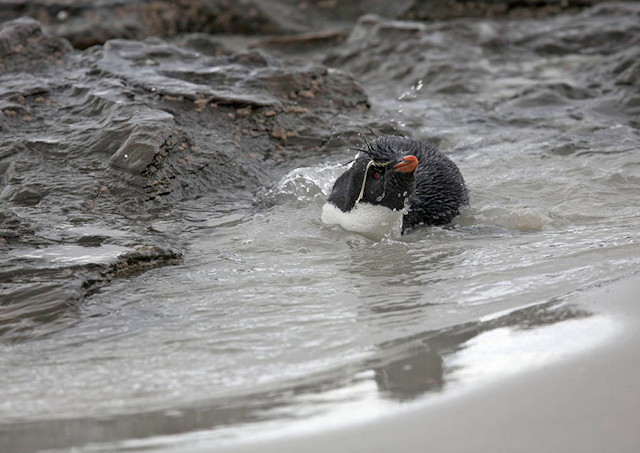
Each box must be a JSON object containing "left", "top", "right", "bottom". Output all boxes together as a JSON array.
[{"left": 322, "top": 135, "right": 468, "bottom": 236}]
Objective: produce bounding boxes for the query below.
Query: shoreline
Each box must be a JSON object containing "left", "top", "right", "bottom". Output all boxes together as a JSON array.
[{"left": 204, "top": 273, "right": 640, "bottom": 453}]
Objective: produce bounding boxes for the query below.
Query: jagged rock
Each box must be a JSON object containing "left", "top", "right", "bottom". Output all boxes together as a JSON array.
[
  {"left": 108, "top": 108, "right": 175, "bottom": 174},
  {"left": 0, "top": 16, "right": 372, "bottom": 341},
  {"left": 324, "top": 14, "right": 487, "bottom": 94},
  {"left": 0, "top": 16, "right": 71, "bottom": 72},
  {"left": 0, "top": 0, "right": 609, "bottom": 50},
  {"left": 325, "top": 2, "right": 640, "bottom": 110}
]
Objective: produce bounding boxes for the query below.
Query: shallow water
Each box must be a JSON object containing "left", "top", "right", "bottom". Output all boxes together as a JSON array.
[
  {"left": 3, "top": 5, "right": 640, "bottom": 452},
  {"left": 3, "top": 146, "right": 639, "bottom": 449}
]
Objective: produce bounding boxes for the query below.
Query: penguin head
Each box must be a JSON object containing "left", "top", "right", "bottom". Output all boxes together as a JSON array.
[
  {"left": 349, "top": 153, "right": 418, "bottom": 211},
  {"left": 327, "top": 136, "right": 419, "bottom": 213}
]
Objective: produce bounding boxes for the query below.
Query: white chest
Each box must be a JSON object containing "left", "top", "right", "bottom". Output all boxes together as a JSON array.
[{"left": 321, "top": 202, "right": 403, "bottom": 238}]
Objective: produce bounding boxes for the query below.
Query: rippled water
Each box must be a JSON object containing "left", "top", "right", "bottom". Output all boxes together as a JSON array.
[
  {"left": 3, "top": 5, "right": 640, "bottom": 452},
  {"left": 3, "top": 140, "right": 639, "bottom": 449}
]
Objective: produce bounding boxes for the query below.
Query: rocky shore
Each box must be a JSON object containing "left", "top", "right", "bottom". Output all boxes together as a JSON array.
[
  {"left": 0, "top": 1, "right": 608, "bottom": 50},
  {"left": 2, "top": 2, "right": 640, "bottom": 451},
  {"left": 1, "top": 0, "right": 638, "bottom": 344},
  {"left": 0, "top": 13, "right": 373, "bottom": 342}
]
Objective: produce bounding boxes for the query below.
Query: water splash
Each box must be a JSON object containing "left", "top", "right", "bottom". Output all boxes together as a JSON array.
[
  {"left": 398, "top": 79, "right": 424, "bottom": 101},
  {"left": 257, "top": 162, "right": 347, "bottom": 207}
]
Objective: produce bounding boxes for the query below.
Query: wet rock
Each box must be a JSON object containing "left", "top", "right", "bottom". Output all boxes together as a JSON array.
[
  {"left": 98, "top": 39, "right": 284, "bottom": 105},
  {"left": 0, "top": 16, "right": 373, "bottom": 342},
  {"left": 324, "top": 14, "right": 488, "bottom": 93},
  {"left": 0, "top": 244, "right": 182, "bottom": 342},
  {"left": 0, "top": 16, "right": 71, "bottom": 72},
  {"left": 0, "top": 185, "right": 46, "bottom": 206},
  {"left": 0, "top": 276, "right": 87, "bottom": 341},
  {"left": 0, "top": 0, "right": 612, "bottom": 51},
  {"left": 516, "top": 3, "right": 640, "bottom": 56},
  {"left": 324, "top": 2, "right": 640, "bottom": 131},
  {"left": 0, "top": 0, "right": 312, "bottom": 49},
  {"left": 108, "top": 108, "right": 175, "bottom": 174},
  {"left": 400, "top": 0, "right": 605, "bottom": 21}
]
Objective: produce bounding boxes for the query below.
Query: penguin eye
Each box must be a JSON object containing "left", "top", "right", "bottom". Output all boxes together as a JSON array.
[{"left": 372, "top": 172, "right": 381, "bottom": 180}]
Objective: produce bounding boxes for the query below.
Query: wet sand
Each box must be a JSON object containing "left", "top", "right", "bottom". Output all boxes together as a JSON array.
[{"left": 211, "top": 274, "right": 640, "bottom": 453}]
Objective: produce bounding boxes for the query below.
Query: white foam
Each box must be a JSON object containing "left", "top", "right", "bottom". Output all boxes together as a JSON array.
[{"left": 321, "top": 202, "right": 403, "bottom": 238}]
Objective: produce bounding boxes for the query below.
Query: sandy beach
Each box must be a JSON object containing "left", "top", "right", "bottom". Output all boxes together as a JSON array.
[{"left": 205, "top": 273, "right": 640, "bottom": 453}]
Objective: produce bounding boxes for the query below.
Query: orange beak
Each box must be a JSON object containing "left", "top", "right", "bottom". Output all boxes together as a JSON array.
[{"left": 393, "top": 155, "right": 419, "bottom": 173}]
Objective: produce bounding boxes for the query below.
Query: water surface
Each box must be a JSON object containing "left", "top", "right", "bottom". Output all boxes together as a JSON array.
[{"left": 2, "top": 4, "right": 640, "bottom": 451}]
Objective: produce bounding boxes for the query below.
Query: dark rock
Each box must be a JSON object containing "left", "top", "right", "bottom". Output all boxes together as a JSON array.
[
  {"left": 510, "top": 2, "right": 640, "bottom": 56},
  {"left": 97, "top": 39, "right": 285, "bottom": 105},
  {"left": 324, "top": 15, "right": 488, "bottom": 93},
  {"left": 0, "top": 16, "right": 72, "bottom": 72},
  {"left": 400, "top": 0, "right": 606, "bottom": 21},
  {"left": 107, "top": 108, "right": 175, "bottom": 174},
  {"left": 0, "top": 0, "right": 313, "bottom": 49},
  {"left": 325, "top": 3, "right": 640, "bottom": 110},
  {"left": 0, "top": 0, "right": 614, "bottom": 51},
  {"left": 0, "top": 16, "right": 373, "bottom": 342}
]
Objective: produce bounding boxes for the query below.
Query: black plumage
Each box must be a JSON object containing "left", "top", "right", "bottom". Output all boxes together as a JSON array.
[{"left": 327, "top": 135, "right": 468, "bottom": 233}]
